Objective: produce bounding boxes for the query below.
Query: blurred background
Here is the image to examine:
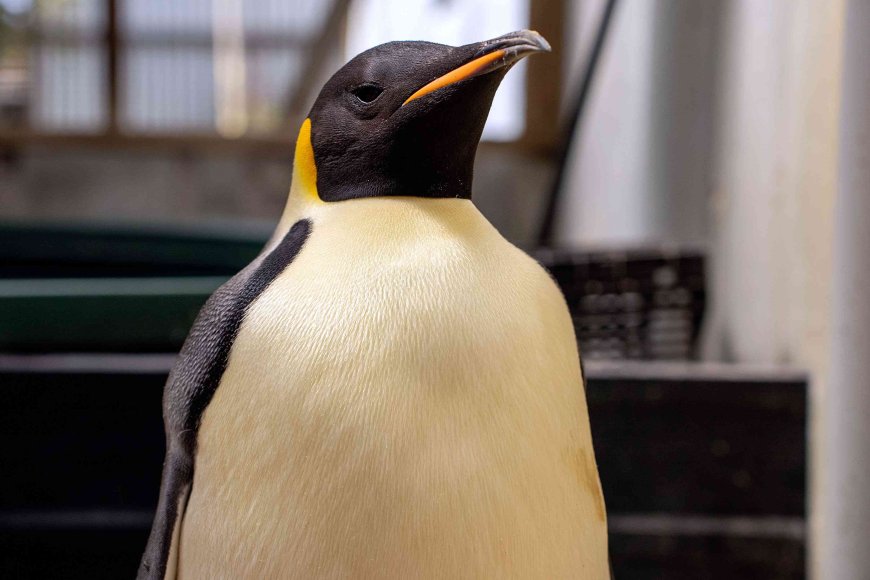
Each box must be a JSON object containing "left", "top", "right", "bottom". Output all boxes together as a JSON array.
[{"left": 1, "top": 0, "right": 868, "bottom": 578}]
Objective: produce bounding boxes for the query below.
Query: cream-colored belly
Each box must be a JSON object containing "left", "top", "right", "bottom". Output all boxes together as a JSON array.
[{"left": 178, "top": 198, "right": 608, "bottom": 579}]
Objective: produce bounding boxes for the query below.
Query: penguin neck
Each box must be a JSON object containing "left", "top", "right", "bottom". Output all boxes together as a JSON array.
[
  {"left": 267, "top": 119, "right": 323, "bottom": 248},
  {"left": 269, "top": 176, "right": 319, "bottom": 249},
  {"left": 313, "top": 170, "right": 474, "bottom": 203},
  {"left": 267, "top": 115, "right": 475, "bottom": 249},
  {"left": 269, "top": 182, "right": 479, "bottom": 252}
]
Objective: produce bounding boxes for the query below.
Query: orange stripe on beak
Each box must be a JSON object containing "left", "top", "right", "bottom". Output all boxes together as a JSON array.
[{"left": 402, "top": 49, "right": 507, "bottom": 106}]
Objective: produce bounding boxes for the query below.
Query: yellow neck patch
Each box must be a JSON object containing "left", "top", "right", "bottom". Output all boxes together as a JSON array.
[{"left": 293, "top": 118, "right": 320, "bottom": 202}]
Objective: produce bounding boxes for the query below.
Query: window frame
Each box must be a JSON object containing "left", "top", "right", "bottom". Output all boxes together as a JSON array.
[{"left": 0, "top": 0, "right": 563, "bottom": 158}]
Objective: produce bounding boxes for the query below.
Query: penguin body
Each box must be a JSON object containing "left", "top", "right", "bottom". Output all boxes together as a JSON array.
[
  {"left": 181, "top": 197, "right": 607, "bottom": 578},
  {"left": 140, "top": 31, "right": 608, "bottom": 579}
]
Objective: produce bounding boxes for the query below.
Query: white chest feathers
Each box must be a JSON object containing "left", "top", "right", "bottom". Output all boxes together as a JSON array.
[{"left": 178, "top": 198, "right": 608, "bottom": 579}]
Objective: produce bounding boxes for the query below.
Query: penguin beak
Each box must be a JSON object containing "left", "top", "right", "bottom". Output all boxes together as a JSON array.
[{"left": 402, "top": 30, "right": 551, "bottom": 107}]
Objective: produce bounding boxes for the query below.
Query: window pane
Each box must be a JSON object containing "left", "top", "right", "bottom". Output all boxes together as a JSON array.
[
  {"left": 31, "top": 45, "right": 106, "bottom": 131},
  {"left": 120, "top": 0, "right": 329, "bottom": 135},
  {"left": 241, "top": 0, "right": 326, "bottom": 36},
  {"left": 245, "top": 47, "right": 302, "bottom": 135},
  {"left": 36, "top": 0, "right": 104, "bottom": 37},
  {"left": 2, "top": 0, "right": 107, "bottom": 132},
  {"left": 123, "top": 46, "right": 214, "bottom": 131},
  {"left": 0, "top": 0, "right": 31, "bottom": 129}
]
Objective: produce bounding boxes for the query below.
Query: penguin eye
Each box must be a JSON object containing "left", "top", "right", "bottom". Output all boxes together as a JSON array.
[{"left": 351, "top": 83, "right": 384, "bottom": 104}]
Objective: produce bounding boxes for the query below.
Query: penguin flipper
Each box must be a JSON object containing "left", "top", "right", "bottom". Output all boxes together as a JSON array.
[
  {"left": 138, "top": 220, "right": 313, "bottom": 579},
  {"left": 137, "top": 444, "right": 192, "bottom": 580},
  {"left": 137, "top": 271, "right": 251, "bottom": 579}
]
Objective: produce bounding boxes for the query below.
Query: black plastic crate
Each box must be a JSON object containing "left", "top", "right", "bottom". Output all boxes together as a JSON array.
[
  {"left": 0, "top": 355, "right": 805, "bottom": 580},
  {"left": 535, "top": 247, "right": 706, "bottom": 361}
]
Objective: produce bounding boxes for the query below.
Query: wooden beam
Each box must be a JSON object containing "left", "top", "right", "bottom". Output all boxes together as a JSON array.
[
  {"left": 0, "top": 129, "right": 294, "bottom": 157},
  {"left": 0, "top": 129, "right": 554, "bottom": 159},
  {"left": 105, "top": 0, "right": 120, "bottom": 134},
  {"left": 28, "top": 31, "right": 307, "bottom": 50},
  {"left": 524, "top": 0, "right": 565, "bottom": 150}
]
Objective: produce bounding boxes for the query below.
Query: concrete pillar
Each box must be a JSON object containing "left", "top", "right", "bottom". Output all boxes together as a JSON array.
[
  {"left": 707, "top": 1, "right": 797, "bottom": 363},
  {"left": 646, "top": 0, "right": 720, "bottom": 246},
  {"left": 554, "top": 0, "right": 719, "bottom": 247},
  {"left": 823, "top": 1, "right": 870, "bottom": 577},
  {"left": 703, "top": 5, "right": 845, "bottom": 575}
]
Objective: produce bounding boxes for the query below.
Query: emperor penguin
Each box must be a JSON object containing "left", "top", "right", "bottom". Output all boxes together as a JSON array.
[{"left": 139, "top": 30, "right": 608, "bottom": 579}]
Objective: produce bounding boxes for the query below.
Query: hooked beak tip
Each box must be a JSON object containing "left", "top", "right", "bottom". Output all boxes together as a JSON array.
[{"left": 402, "top": 30, "right": 551, "bottom": 107}]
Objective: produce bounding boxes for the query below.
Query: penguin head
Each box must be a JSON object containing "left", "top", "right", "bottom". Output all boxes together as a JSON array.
[{"left": 296, "top": 30, "right": 550, "bottom": 202}]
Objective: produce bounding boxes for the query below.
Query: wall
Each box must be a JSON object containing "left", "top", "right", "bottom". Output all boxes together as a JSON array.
[
  {"left": 557, "top": 2, "right": 849, "bottom": 576},
  {"left": 823, "top": 1, "right": 870, "bottom": 578},
  {"left": 705, "top": 5, "right": 844, "bottom": 575},
  {"left": 0, "top": 144, "right": 551, "bottom": 245},
  {"left": 555, "top": 0, "right": 720, "bottom": 247}
]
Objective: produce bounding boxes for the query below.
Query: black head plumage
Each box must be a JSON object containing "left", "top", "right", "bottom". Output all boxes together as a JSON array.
[{"left": 304, "top": 30, "right": 550, "bottom": 201}]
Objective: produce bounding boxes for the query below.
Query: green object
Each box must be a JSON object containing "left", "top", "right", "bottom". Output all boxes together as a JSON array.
[
  {"left": 0, "top": 220, "right": 269, "bottom": 278},
  {"left": 0, "top": 220, "right": 270, "bottom": 352},
  {"left": 0, "top": 277, "right": 226, "bottom": 352}
]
